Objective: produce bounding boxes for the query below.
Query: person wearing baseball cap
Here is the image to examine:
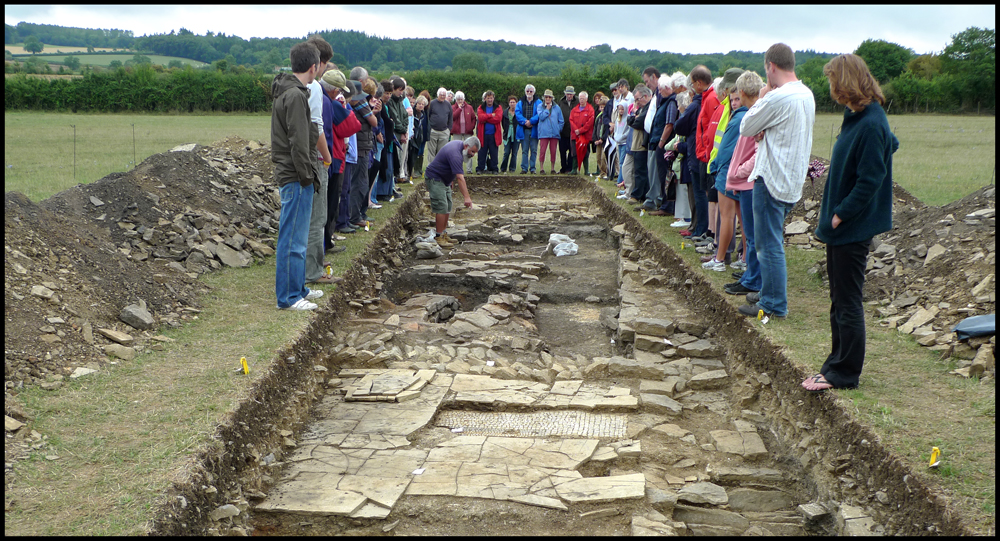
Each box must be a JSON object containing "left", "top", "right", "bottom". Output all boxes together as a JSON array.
[
  {"left": 319, "top": 67, "right": 362, "bottom": 258},
  {"left": 558, "top": 85, "right": 577, "bottom": 173}
]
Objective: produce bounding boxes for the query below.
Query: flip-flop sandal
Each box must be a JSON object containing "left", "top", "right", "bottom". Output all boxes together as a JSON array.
[{"left": 803, "top": 374, "right": 833, "bottom": 394}]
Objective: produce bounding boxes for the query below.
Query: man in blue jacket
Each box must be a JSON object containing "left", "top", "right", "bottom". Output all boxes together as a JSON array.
[{"left": 515, "top": 84, "right": 542, "bottom": 174}]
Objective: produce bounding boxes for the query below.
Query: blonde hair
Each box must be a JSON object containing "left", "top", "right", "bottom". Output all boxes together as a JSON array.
[
  {"left": 823, "top": 54, "right": 885, "bottom": 110},
  {"left": 735, "top": 71, "right": 765, "bottom": 99}
]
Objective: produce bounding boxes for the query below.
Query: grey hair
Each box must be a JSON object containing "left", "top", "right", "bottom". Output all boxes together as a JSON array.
[
  {"left": 657, "top": 73, "right": 671, "bottom": 89},
  {"left": 415, "top": 95, "right": 428, "bottom": 107},
  {"left": 578, "top": 90, "right": 588, "bottom": 100},
  {"left": 669, "top": 71, "right": 687, "bottom": 90},
  {"left": 525, "top": 84, "right": 535, "bottom": 92},
  {"left": 454, "top": 91, "right": 465, "bottom": 101},
  {"left": 463, "top": 136, "right": 481, "bottom": 149},
  {"left": 676, "top": 90, "right": 692, "bottom": 111},
  {"left": 633, "top": 84, "right": 652, "bottom": 98},
  {"left": 349, "top": 66, "right": 367, "bottom": 80},
  {"left": 437, "top": 87, "right": 447, "bottom": 97},
  {"left": 711, "top": 76, "right": 723, "bottom": 97}
]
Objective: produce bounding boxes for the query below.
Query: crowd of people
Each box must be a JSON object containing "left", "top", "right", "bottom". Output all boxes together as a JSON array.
[{"left": 270, "top": 38, "right": 897, "bottom": 393}]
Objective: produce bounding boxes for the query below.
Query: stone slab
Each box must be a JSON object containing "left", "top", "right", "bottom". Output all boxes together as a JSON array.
[
  {"left": 510, "top": 494, "right": 568, "bottom": 510},
  {"left": 256, "top": 472, "right": 368, "bottom": 516},
  {"left": 651, "top": 423, "right": 690, "bottom": 438},
  {"left": 555, "top": 473, "right": 646, "bottom": 503},
  {"left": 673, "top": 504, "right": 749, "bottom": 530},
  {"left": 641, "top": 393, "right": 683, "bottom": 415},
  {"left": 677, "top": 481, "right": 728, "bottom": 505},
  {"left": 687, "top": 369, "right": 730, "bottom": 390}
]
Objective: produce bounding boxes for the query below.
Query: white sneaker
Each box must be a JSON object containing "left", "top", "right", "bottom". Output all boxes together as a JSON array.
[
  {"left": 670, "top": 220, "right": 690, "bottom": 228},
  {"left": 702, "top": 259, "right": 726, "bottom": 272},
  {"left": 731, "top": 259, "right": 747, "bottom": 270},
  {"left": 305, "top": 288, "right": 324, "bottom": 300},
  {"left": 282, "top": 298, "right": 317, "bottom": 310},
  {"left": 616, "top": 193, "right": 627, "bottom": 199}
]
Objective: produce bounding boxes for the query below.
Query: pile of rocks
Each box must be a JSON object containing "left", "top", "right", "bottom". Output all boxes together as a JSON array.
[{"left": 5, "top": 137, "right": 284, "bottom": 387}]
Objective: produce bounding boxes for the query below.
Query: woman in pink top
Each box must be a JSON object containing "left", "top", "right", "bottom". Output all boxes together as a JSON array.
[{"left": 723, "top": 73, "right": 769, "bottom": 296}]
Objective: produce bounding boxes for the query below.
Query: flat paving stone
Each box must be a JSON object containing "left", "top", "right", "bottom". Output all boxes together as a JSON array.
[
  {"left": 256, "top": 472, "right": 369, "bottom": 516},
  {"left": 555, "top": 473, "right": 646, "bottom": 503},
  {"left": 677, "top": 481, "right": 729, "bottom": 505},
  {"left": 651, "top": 423, "right": 691, "bottom": 438}
]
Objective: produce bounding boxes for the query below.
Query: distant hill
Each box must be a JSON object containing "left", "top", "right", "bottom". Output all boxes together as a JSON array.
[{"left": 6, "top": 21, "right": 840, "bottom": 77}]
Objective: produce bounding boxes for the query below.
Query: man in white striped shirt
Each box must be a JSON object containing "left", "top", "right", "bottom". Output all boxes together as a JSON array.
[{"left": 738, "top": 43, "right": 816, "bottom": 319}]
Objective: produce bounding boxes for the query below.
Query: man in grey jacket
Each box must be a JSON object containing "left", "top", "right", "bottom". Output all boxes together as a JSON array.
[
  {"left": 271, "top": 42, "right": 323, "bottom": 310},
  {"left": 425, "top": 87, "right": 453, "bottom": 167}
]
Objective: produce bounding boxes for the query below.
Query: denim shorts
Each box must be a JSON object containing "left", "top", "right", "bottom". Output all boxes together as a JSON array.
[{"left": 724, "top": 189, "right": 740, "bottom": 201}]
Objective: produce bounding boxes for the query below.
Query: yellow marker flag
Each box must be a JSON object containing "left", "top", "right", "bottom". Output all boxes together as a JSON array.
[
  {"left": 929, "top": 447, "right": 941, "bottom": 468},
  {"left": 240, "top": 356, "right": 249, "bottom": 375}
]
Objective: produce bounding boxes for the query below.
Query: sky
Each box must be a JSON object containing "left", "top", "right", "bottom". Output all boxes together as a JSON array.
[{"left": 5, "top": 4, "right": 995, "bottom": 56}]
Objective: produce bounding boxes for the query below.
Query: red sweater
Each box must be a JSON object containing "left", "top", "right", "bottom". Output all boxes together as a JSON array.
[
  {"left": 331, "top": 103, "right": 362, "bottom": 173},
  {"left": 569, "top": 103, "right": 595, "bottom": 143},
  {"left": 451, "top": 103, "right": 476, "bottom": 135},
  {"left": 696, "top": 87, "right": 719, "bottom": 163},
  {"left": 476, "top": 103, "right": 503, "bottom": 146}
]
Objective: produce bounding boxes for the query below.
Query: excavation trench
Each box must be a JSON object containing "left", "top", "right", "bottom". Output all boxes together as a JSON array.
[{"left": 150, "top": 175, "right": 966, "bottom": 536}]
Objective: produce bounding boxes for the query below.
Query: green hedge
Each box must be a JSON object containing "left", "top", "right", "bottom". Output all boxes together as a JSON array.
[
  {"left": 5, "top": 65, "right": 272, "bottom": 112},
  {"left": 5, "top": 62, "right": 646, "bottom": 113}
]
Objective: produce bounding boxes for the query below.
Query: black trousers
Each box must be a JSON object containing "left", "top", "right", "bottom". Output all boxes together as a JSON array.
[
  {"left": 820, "top": 239, "right": 872, "bottom": 389},
  {"left": 559, "top": 134, "right": 575, "bottom": 172},
  {"left": 324, "top": 169, "right": 344, "bottom": 251},
  {"left": 476, "top": 137, "right": 499, "bottom": 173}
]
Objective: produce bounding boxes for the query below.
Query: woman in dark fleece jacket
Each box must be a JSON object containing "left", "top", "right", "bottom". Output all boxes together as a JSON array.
[{"left": 803, "top": 54, "right": 899, "bottom": 393}]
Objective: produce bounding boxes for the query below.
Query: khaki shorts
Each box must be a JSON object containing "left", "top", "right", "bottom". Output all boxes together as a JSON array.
[{"left": 427, "top": 178, "right": 453, "bottom": 214}]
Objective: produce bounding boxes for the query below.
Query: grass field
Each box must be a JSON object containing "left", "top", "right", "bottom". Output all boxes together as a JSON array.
[
  {"left": 5, "top": 44, "right": 119, "bottom": 54},
  {"left": 5, "top": 112, "right": 995, "bottom": 205},
  {"left": 5, "top": 112, "right": 270, "bottom": 201},
  {"left": 10, "top": 53, "right": 208, "bottom": 69},
  {"left": 811, "top": 113, "right": 995, "bottom": 206}
]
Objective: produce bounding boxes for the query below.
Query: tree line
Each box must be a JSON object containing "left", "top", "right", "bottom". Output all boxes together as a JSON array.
[{"left": 5, "top": 22, "right": 993, "bottom": 114}]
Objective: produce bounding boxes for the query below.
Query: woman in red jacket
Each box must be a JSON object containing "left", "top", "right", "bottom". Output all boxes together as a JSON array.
[
  {"left": 569, "top": 91, "right": 595, "bottom": 175},
  {"left": 476, "top": 90, "right": 503, "bottom": 174},
  {"left": 451, "top": 91, "right": 477, "bottom": 174}
]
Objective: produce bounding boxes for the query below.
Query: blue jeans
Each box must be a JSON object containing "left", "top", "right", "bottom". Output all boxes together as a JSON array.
[
  {"left": 501, "top": 139, "right": 520, "bottom": 172},
  {"left": 753, "top": 180, "right": 795, "bottom": 317},
  {"left": 520, "top": 137, "right": 538, "bottom": 172},
  {"left": 738, "top": 188, "right": 761, "bottom": 291},
  {"left": 616, "top": 144, "right": 628, "bottom": 184},
  {"left": 275, "top": 181, "right": 314, "bottom": 308}
]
